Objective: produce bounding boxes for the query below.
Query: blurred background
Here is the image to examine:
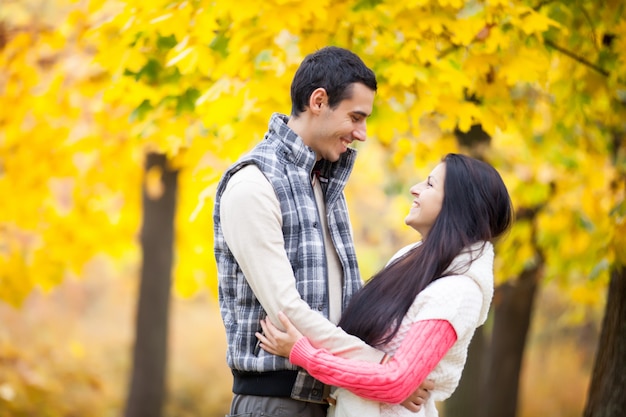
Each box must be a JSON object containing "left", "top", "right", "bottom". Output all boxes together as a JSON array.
[{"left": 1, "top": 0, "right": 624, "bottom": 416}]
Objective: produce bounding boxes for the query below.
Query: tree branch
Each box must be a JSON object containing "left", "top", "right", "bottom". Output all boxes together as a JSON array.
[
  {"left": 544, "top": 39, "right": 610, "bottom": 77},
  {"left": 533, "top": 0, "right": 609, "bottom": 76}
]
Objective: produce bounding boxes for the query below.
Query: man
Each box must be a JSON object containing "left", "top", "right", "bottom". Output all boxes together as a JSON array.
[{"left": 214, "top": 46, "right": 430, "bottom": 416}]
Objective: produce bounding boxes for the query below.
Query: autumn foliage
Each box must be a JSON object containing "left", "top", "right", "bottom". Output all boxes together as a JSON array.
[
  {"left": 2, "top": 0, "right": 624, "bottom": 304},
  {"left": 1, "top": 0, "right": 625, "bottom": 415}
]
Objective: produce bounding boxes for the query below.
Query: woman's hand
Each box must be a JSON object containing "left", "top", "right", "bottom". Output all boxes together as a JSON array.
[{"left": 256, "top": 311, "right": 304, "bottom": 358}]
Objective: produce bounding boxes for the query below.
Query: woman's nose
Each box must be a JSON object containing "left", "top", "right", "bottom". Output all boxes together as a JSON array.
[{"left": 410, "top": 181, "right": 427, "bottom": 195}]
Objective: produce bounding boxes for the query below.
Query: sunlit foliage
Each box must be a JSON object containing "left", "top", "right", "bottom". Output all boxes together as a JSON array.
[{"left": 1, "top": 0, "right": 624, "bottom": 315}]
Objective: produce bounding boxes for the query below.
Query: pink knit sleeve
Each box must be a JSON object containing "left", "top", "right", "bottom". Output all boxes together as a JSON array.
[{"left": 289, "top": 319, "right": 457, "bottom": 404}]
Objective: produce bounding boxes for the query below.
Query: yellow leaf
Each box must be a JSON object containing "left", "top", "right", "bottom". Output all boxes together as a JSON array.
[
  {"left": 481, "top": 25, "right": 512, "bottom": 54},
  {"left": 438, "top": 0, "right": 464, "bottom": 8},
  {"left": 456, "top": 101, "right": 481, "bottom": 132},
  {"left": 515, "top": 7, "right": 561, "bottom": 35},
  {"left": 500, "top": 47, "right": 549, "bottom": 85},
  {"left": 451, "top": 14, "right": 488, "bottom": 45}
]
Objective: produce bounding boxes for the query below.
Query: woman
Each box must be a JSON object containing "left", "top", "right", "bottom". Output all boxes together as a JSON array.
[{"left": 256, "top": 153, "right": 514, "bottom": 417}]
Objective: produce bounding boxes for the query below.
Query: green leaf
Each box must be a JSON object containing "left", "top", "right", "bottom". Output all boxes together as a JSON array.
[
  {"left": 129, "top": 31, "right": 145, "bottom": 47},
  {"left": 352, "top": 0, "right": 383, "bottom": 11},
  {"left": 161, "top": 67, "right": 182, "bottom": 84},
  {"left": 609, "top": 200, "right": 626, "bottom": 217},
  {"left": 176, "top": 88, "right": 201, "bottom": 114},
  {"left": 576, "top": 212, "right": 594, "bottom": 231},
  {"left": 135, "top": 58, "right": 162, "bottom": 84},
  {"left": 157, "top": 34, "right": 178, "bottom": 51},
  {"left": 130, "top": 99, "right": 154, "bottom": 122},
  {"left": 210, "top": 32, "right": 229, "bottom": 57}
]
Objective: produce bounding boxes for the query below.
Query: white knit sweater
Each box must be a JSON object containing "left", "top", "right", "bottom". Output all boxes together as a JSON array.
[{"left": 329, "top": 241, "right": 495, "bottom": 417}]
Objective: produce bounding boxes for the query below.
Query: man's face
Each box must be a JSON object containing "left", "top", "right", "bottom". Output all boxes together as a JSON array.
[{"left": 310, "top": 82, "right": 375, "bottom": 162}]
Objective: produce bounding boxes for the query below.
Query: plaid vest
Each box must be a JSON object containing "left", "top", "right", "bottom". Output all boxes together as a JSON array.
[{"left": 213, "top": 113, "right": 363, "bottom": 402}]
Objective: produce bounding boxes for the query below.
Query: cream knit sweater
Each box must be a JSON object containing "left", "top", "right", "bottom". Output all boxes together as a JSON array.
[{"left": 290, "top": 242, "right": 495, "bottom": 417}]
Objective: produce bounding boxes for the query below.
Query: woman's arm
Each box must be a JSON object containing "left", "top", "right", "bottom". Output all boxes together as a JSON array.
[{"left": 258, "top": 313, "right": 456, "bottom": 404}]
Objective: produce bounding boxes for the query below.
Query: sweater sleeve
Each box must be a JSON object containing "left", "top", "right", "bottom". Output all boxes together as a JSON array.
[{"left": 289, "top": 319, "right": 457, "bottom": 404}]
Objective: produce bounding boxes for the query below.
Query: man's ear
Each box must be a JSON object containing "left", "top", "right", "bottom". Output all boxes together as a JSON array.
[{"left": 309, "top": 88, "right": 327, "bottom": 115}]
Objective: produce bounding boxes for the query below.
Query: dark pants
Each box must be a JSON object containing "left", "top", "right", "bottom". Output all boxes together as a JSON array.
[{"left": 228, "top": 394, "right": 329, "bottom": 417}]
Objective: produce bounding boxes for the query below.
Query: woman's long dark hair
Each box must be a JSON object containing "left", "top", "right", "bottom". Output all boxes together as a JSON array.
[{"left": 338, "top": 154, "right": 514, "bottom": 347}]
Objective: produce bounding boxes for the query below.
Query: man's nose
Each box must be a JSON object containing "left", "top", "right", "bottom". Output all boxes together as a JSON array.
[{"left": 353, "top": 122, "right": 367, "bottom": 142}]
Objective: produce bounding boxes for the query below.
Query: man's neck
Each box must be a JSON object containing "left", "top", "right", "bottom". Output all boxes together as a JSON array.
[{"left": 286, "top": 114, "right": 320, "bottom": 160}]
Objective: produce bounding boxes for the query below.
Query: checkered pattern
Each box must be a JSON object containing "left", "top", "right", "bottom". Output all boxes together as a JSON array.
[{"left": 214, "top": 113, "right": 363, "bottom": 402}]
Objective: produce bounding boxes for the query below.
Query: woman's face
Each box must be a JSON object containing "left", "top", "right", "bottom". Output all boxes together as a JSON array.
[{"left": 405, "top": 162, "right": 446, "bottom": 239}]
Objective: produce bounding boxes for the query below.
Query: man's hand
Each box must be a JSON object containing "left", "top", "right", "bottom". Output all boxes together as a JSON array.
[{"left": 401, "top": 379, "right": 435, "bottom": 412}]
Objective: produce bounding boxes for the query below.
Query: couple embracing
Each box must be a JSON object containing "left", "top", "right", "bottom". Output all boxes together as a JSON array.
[{"left": 214, "top": 46, "right": 513, "bottom": 417}]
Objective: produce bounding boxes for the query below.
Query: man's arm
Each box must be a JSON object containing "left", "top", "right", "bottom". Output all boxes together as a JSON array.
[{"left": 220, "top": 165, "right": 383, "bottom": 361}]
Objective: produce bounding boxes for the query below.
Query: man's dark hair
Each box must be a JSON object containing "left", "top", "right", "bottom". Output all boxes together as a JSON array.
[{"left": 290, "top": 46, "right": 377, "bottom": 117}]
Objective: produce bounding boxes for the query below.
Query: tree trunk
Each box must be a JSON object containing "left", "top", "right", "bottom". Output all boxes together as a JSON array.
[
  {"left": 484, "top": 264, "right": 541, "bottom": 417},
  {"left": 125, "top": 153, "right": 178, "bottom": 417},
  {"left": 583, "top": 265, "right": 626, "bottom": 417},
  {"left": 444, "top": 325, "right": 487, "bottom": 417}
]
